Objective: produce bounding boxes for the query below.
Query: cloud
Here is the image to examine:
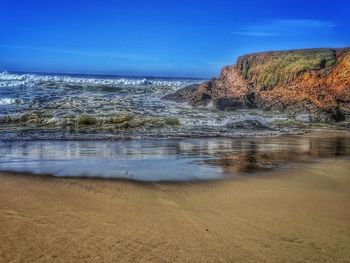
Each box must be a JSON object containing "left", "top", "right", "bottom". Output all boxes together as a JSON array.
[
  {"left": 0, "top": 45, "right": 160, "bottom": 62},
  {"left": 232, "top": 19, "right": 335, "bottom": 37}
]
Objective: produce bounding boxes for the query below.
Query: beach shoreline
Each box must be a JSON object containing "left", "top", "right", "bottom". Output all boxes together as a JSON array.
[{"left": 1, "top": 157, "right": 350, "bottom": 262}]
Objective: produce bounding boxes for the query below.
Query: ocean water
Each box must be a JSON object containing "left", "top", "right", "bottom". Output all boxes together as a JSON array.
[
  {"left": 1, "top": 71, "right": 349, "bottom": 181},
  {"left": 0, "top": 71, "right": 293, "bottom": 140}
]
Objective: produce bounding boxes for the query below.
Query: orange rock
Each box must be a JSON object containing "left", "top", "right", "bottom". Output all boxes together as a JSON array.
[{"left": 164, "top": 48, "right": 350, "bottom": 122}]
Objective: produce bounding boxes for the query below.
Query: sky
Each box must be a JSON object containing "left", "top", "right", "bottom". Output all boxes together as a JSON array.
[{"left": 0, "top": 0, "right": 349, "bottom": 77}]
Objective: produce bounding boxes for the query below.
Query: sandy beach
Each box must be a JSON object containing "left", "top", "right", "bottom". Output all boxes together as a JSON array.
[{"left": 1, "top": 158, "right": 350, "bottom": 262}]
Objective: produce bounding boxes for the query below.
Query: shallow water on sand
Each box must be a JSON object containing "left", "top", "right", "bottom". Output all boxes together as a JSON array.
[{"left": 0, "top": 135, "right": 349, "bottom": 181}]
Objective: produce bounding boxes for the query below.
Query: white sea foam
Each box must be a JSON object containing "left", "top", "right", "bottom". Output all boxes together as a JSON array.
[
  {"left": 0, "top": 71, "right": 197, "bottom": 88},
  {"left": 0, "top": 98, "right": 20, "bottom": 105},
  {"left": 0, "top": 71, "right": 293, "bottom": 141}
]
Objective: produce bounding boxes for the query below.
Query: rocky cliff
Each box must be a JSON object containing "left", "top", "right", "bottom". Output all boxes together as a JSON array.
[{"left": 163, "top": 48, "right": 350, "bottom": 122}]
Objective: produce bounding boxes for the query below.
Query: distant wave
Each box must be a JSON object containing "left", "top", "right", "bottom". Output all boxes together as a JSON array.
[{"left": 0, "top": 71, "right": 197, "bottom": 88}]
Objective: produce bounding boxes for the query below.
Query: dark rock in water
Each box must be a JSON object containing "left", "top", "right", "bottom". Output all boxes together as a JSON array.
[
  {"left": 340, "top": 122, "right": 350, "bottom": 128},
  {"left": 162, "top": 79, "right": 247, "bottom": 109},
  {"left": 330, "top": 108, "right": 346, "bottom": 122},
  {"left": 226, "top": 120, "right": 272, "bottom": 130},
  {"left": 213, "top": 97, "right": 246, "bottom": 111},
  {"left": 162, "top": 83, "right": 212, "bottom": 106},
  {"left": 162, "top": 84, "right": 199, "bottom": 102}
]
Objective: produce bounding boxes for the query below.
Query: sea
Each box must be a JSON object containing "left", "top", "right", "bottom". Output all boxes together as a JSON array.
[{"left": 0, "top": 71, "right": 349, "bottom": 181}]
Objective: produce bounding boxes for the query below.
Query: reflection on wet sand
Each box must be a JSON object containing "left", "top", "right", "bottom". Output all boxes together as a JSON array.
[
  {"left": 0, "top": 134, "right": 349, "bottom": 181},
  {"left": 207, "top": 136, "right": 350, "bottom": 175}
]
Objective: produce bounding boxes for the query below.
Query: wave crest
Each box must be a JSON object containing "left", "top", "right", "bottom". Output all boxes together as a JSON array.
[{"left": 0, "top": 71, "right": 198, "bottom": 89}]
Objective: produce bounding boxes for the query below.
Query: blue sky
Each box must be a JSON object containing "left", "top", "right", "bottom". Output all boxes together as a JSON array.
[{"left": 0, "top": 0, "right": 349, "bottom": 77}]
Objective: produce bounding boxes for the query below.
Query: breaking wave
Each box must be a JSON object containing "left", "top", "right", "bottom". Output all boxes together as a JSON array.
[
  {"left": 0, "top": 71, "right": 299, "bottom": 140},
  {"left": 0, "top": 71, "right": 197, "bottom": 88}
]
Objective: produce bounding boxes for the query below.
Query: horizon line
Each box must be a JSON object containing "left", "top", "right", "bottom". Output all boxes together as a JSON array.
[{"left": 2, "top": 70, "right": 210, "bottom": 80}]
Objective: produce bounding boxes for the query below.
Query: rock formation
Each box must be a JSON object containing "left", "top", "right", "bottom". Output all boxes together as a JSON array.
[{"left": 163, "top": 48, "right": 350, "bottom": 122}]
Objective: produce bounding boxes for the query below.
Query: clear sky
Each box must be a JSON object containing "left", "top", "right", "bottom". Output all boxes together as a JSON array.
[{"left": 1, "top": 0, "right": 349, "bottom": 77}]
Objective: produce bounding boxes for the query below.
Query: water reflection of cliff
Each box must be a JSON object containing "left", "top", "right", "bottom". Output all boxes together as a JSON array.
[
  {"left": 0, "top": 135, "right": 349, "bottom": 180},
  {"left": 205, "top": 137, "right": 350, "bottom": 174}
]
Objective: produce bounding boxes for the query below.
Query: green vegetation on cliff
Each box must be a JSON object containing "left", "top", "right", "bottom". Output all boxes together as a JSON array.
[{"left": 238, "top": 49, "right": 338, "bottom": 89}]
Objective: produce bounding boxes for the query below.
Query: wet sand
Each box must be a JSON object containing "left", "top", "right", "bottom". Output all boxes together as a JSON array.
[{"left": 1, "top": 158, "right": 350, "bottom": 262}]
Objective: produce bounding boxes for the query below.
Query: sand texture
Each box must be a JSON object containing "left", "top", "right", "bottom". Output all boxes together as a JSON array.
[{"left": 1, "top": 158, "right": 350, "bottom": 262}]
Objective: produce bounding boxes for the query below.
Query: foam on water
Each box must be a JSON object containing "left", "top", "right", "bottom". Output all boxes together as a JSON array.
[
  {"left": 0, "top": 98, "right": 20, "bottom": 105},
  {"left": 0, "top": 71, "right": 297, "bottom": 140},
  {"left": 0, "top": 71, "right": 195, "bottom": 88}
]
